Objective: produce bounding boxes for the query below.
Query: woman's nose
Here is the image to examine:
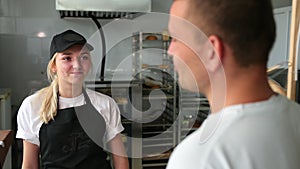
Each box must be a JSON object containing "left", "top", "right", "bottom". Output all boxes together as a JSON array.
[{"left": 73, "top": 57, "right": 82, "bottom": 69}]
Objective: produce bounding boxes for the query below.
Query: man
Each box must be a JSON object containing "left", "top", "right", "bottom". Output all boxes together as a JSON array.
[{"left": 167, "top": 0, "right": 300, "bottom": 168}]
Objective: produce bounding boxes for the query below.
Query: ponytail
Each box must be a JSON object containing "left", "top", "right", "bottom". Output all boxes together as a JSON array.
[{"left": 38, "top": 54, "right": 59, "bottom": 123}]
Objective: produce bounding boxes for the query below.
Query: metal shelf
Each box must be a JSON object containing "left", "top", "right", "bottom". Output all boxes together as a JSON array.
[{"left": 132, "top": 32, "right": 177, "bottom": 169}]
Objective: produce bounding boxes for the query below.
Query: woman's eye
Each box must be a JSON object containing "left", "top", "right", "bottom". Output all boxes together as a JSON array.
[
  {"left": 80, "top": 55, "right": 90, "bottom": 60},
  {"left": 63, "top": 56, "right": 72, "bottom": 61}
]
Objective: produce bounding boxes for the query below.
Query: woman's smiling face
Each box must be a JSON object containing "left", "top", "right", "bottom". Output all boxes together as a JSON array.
[{"left": 52, "top": 45, "right": 92, "bottom": 88}]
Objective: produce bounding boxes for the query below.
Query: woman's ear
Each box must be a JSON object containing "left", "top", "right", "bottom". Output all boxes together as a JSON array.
[
  {"left": 51, "top": 64, "right": 57, "bottom": 73},
  {"left": 52, "top": 69, "right": 56, "bottom": 73}
]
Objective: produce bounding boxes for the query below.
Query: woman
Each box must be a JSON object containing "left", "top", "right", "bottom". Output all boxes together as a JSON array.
[{"left": 16, "top": 29, "right": 129, "bottom": 169}]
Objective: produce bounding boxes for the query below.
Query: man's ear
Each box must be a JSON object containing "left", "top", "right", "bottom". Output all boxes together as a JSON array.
[
  {"left": 209, "top": 35, "right": 224, "bottom": 61},
  {"left": 205, "top": 35, "right": 224, "bottom": 73}
]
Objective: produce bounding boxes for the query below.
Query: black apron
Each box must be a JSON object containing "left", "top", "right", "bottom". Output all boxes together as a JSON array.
[{"left": 39, "top": 90, "right": 112, "bottom": 169}]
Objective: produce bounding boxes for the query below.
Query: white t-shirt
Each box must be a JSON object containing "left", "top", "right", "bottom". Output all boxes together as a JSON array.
[
  {"left": 16, "top": 88, "right": 124, "bottom": 146},
  {"left": 167, "top": 95, "right": 300, "bottom": 169}
]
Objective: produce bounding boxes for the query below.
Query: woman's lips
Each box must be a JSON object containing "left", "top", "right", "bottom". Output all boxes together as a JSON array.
[{"left": 71, "top": 72, "right": 84, "bottom": 75}]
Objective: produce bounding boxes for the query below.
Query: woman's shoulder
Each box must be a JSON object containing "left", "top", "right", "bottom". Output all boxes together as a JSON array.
[
  {"left": 18, "top": 90, "right": 46, "bottom": 121},
  {"left": 23, "top": 90, "right": 44, "bottom": 104}
]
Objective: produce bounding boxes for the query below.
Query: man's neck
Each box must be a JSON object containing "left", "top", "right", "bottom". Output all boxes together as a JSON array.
[{"left": 207, "top": 65, "right": 275, "bottom": 113}]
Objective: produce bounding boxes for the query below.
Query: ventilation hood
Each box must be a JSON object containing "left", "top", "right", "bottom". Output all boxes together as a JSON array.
[{"left": 56, "top": 0, "right": 151, "bottom": 19}]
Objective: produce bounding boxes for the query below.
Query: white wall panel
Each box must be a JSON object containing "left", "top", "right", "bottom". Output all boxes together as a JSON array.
[{"left": 269, "top": 7, "right": 292, "bottom": 67}]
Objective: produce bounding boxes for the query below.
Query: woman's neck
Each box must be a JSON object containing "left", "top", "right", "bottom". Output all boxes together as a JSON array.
[{"left": 58, "top": 84, "right": 83, "bottom": 98}]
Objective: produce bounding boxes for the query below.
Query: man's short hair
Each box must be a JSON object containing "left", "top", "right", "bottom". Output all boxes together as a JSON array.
[{"left": 188, "top": 0, "right": 276, "bottom": 66}]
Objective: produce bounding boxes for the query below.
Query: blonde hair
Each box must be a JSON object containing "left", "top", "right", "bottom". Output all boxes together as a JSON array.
[{"left": 38, "top": 53, "right": 59, "bottom": 123}]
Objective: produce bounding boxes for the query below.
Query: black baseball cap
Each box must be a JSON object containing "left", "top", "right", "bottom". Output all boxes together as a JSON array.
[{"left": 50, "top": 29, "right": 94, "bottom": 58}]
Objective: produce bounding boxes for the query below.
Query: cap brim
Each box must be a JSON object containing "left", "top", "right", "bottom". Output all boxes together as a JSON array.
[
  {"left": 84, "top": 43, "right": 94, "bottom": 51},
  {"left": 59, "top": 42, "right": 94, "bottom": 53}
]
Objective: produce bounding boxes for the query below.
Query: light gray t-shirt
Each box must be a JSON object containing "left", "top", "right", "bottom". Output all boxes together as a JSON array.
[{"left": 167, "top": 95, "right": 300, "bottom": 169}]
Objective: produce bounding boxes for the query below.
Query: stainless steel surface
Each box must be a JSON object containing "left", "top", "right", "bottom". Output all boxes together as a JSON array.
[{"left": 272, "top": 0, "right": 292, "bottom": 8}]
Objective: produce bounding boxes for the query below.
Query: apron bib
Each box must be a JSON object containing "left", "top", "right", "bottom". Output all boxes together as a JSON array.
[{"left": 39, "top": 90, "right": 112, "bottom": 169}]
